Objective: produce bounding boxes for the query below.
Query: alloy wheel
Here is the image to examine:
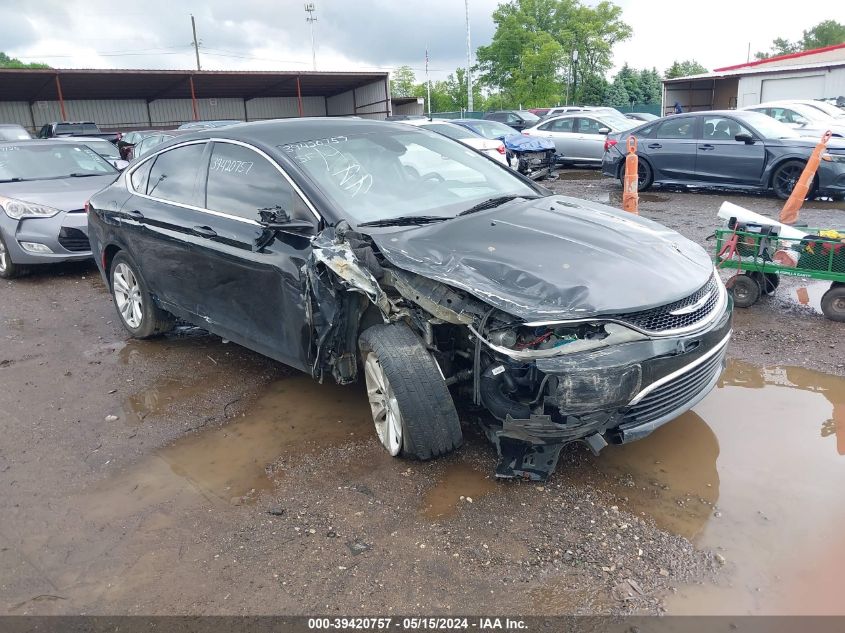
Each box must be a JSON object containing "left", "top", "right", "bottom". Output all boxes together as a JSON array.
[
  {"left": 775, "top": 165, "right": 802, "bottom": 196},
  {"left": 363, "top": 352, "right": 403, "bottom": 456},
  {"left": 112, "top": 262, "right": 143, "bottom": 329}
]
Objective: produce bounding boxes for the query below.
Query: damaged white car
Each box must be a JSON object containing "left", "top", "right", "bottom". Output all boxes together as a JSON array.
[{"left": 88, "top": 119, "right": 733, "bottom": 480}]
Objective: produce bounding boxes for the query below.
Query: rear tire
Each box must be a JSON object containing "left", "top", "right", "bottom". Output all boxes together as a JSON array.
[
  {"left": 750, "top": 271, "right": 779, "bottom": 295},
  {"left": 109, "top": 252, "right": 175, "bottom": 338},
  {"left": 726, "top": 273, "right": 760, "bottom": 308},
  {"left": 620, "top": 158, "right": 653, "bottom": 192},
  {"left": 359, "top": 323, "right": 462, "bottom": 460},
  {"left": 821, "top": 286, "right": 845, "bottom": 322}
]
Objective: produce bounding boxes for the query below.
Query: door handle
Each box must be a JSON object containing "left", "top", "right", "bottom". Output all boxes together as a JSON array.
[
  {"left": 126, "top": 209, "right": 144, "bottom": 220},
  {"left": 699, "top": 144, "right": 715, "bottom": 150},
  {"left": 647, "top": 143, "right": 662, "bottom": 149},
  {"left": 192, "top": 225, "right": 218, "bottom": 238}
]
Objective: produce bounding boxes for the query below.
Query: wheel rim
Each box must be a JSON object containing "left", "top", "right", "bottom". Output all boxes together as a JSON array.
[
  {"left": 363, "top": 352, "right": 402, "bottom": 456},
  {"left": 0, "top": 239, "right": 7, "bottom": 273},
  {"left": 832, "top": 297, "right": 845, "bottom": 314},
  {"left": 637, "top": 163, "right": 648, "bottom": 188},
  {"left": 775, "top": 165, "right": 802, "bottom": 196},
  {"left": 112, "top": 262, "right": 143, "bottom": 329}
]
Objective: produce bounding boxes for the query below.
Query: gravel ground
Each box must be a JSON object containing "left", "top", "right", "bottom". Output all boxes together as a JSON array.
[{"left": 0, "top": 170, "right": 842, "bottom": 616}]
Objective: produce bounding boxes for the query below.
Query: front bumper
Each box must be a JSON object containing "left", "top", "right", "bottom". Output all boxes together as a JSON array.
[
  {"left": 0, "top": 210, "right": 92, "bottom": 265},
  {"left": 482, "top": 296, "right": 733, "bottom": 479}
]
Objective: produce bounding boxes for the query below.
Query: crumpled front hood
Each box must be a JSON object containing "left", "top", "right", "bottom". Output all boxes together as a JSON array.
[
  {"left": 0, "top": 175, "right": 117, "bottom": 212},
  {"left": 366, "top": 195, "right": 714, "bottom": 321}
]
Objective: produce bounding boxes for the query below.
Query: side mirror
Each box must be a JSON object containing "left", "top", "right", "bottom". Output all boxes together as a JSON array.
[
  {"left": 112, "top": 159, "right": 129, "bottom": 171},
  {"left": 598, "top": 127, "right": 611, "bottom": 135},
  {"left": 258, "top": 208, "right": 313, "bottom": 234},
  {"left": 735, "top": 133, "right": 754, "bottom": 144}
]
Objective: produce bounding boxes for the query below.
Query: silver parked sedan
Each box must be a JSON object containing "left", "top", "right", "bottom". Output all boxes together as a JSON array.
[
  {"left": 0, "top": 141, "right": 119, "bottom": 278},
  {"left": 522, "top": 112, "right": 638, "bottom": 164}
]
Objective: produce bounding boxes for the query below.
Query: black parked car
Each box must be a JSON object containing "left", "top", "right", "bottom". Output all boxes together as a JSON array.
[
  {"left": 482, "top": 110, "right": 541, "bottom": 132},
  {"left": 88, "top": 119, "right": 732, "bottom": 480},
  {"left": 602, "top": 110, "right": 845, "bottom": 200}
]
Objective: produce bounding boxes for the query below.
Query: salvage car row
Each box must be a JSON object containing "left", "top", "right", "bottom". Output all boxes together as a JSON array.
[{"left": 2, "top": 116, "right": 733, "bottom": 481}]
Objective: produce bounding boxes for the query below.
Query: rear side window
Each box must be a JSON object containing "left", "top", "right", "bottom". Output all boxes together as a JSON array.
[
  {"left": 205, "top": 142, "right": 313, "bottom": 223},
  {"left": 653, "top": 117, "right": 696, "bottom": 139},
  {"left": 130, "top": 159, "right": 154, "bottom": 193},
  {"left": 147, "top": 143, "right": 206, "bottom": 205},
  {"left": 575, "top": 117, "right": 603, "bottom": 134}
]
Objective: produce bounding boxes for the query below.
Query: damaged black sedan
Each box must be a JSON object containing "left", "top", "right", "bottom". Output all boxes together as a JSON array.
[{"left": 88, "top": 119, "right": 732, "bottom": 480}]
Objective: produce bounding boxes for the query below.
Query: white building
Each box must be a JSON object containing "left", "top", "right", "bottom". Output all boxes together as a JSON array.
[{"left": 662, "top": 43, "right": 845, "bottom": 115}]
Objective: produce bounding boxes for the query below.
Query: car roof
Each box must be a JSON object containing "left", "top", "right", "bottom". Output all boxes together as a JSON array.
[
  {"left": 0, "top": 139, "right": 79, "bottom": 147},
  {"left": 0, "top": 123, "right": 27, "bottom": 128},
  {"left": 52, "top": 136, "right": 113, "bottom": 142}
]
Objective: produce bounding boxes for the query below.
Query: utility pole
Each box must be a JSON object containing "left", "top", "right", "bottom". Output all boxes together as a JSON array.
[
  {"left": 425, "top": 47, "right": 432, "bottom": 118},
  {"left": 464, "top": 0, "right": 473, "bottom": 112},
  {"left": 305, "top": 3, "right": 317, "bottom": 71},
  {"left": 191, "top": 14, "right": 201, "bottom": 71}
]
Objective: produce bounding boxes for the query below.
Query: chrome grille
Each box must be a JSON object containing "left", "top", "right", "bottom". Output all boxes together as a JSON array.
[
  {"left": 620, "top": 343, "right": 726, "bottom": 428},
  {"left": 614, "top": 274, "right": 720, "bottom": 334}
]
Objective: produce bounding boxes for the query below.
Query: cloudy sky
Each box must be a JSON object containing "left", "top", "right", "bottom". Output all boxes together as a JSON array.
[{"left": 0, "top": 0, "right": 838, "bottom": 82}]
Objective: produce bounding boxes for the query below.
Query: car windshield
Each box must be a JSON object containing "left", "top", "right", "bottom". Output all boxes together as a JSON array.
[
  {"left": 599, "top": 115, "right": 638, "bottom": 130},
  {"left": 804, "top": 101, "right": 845, "bottom": 118},
  {"left": 79, "top": 139, "right": 120, "bottom": 159},
  {"left": 0, "top": 143, "right": 117, "bottom": 181},
  {"left": 55, "top": 123, "right": 99, "bottom": 135},
  {"left": 739, "top": 112, "right": 801, "bottom": 139},
  {"left": 463, "top": 120, "right": 518, "bottom": 138},
  {"left": 281, "top": 128, "right": 539, "bottom": 225},
  {"left": 419, "top": 123, "right": 476, "bottom": 141},
  {"left": 516, "top": 110, "right": 540, "bottom": 122}
]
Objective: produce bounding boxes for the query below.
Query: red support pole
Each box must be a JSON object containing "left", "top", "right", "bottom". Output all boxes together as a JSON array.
[
  {"left": 296, "top": 76, "right": 304, "bottom": 117},
  {"left": 55, "top": 74, "right": 67, "bottom": 121},
  {"left": 189, "top": 75, "right": 199, "bottom": 121}
]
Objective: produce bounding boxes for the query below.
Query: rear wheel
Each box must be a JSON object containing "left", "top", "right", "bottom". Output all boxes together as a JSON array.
[
  {"left": 0, "top": 234, "right": 26, "bottom": 279},
  {"left": 771, "top": 160, "right": 816, "bottom": 200},
  {"left": 726, "top": 273, "right": 760, "bottom": 308},
  {"left": 620, "top": 158, "right": 653, "bottom": 192},
  {"left": 359, "top": 323, "right": 462, "bottom": 460},
  {"left": 110, "top": 252, "right": 175, "bottom": 338},
  {"left": 821, "top": 286, "right": 845, "bottom": 322}
]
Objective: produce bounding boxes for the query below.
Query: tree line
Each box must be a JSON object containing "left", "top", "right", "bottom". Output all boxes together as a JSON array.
[{"left": 390, "top": 0, "right": 843, "bottom": 112}]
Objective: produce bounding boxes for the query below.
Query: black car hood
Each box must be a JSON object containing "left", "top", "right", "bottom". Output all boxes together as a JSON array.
[{"left": 365, "top": 195, "right": 714, "bottom": 321}]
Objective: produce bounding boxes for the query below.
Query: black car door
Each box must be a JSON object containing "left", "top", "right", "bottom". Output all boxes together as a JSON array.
[
  {"left": 694, "top": 115, "right": 766, "bottom": 185},
  {"left": 120, "top": 141, "right": 209, "bottom": 308},
  {"left": 641, "top": 116, "right": 699, "bottom": 180},
  {"left": 183, "top": 140, "right": 319, "bottom": 371}
]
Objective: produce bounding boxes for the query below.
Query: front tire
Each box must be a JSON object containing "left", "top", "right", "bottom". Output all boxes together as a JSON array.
[
  {"left": 726, "top": 273, "right": 760, "bottom": 308},
  {"left": 0, "top": 234, "right": 26, "bottom": 279},
  {"left": 772, "top": 160, "right": 816, "bottom": 201},
  {"left": 110, "top": 252, "right": 175, "bottom": 338},
  {"left": 359, "top": 323, "right": 462, "bottom": 460}
]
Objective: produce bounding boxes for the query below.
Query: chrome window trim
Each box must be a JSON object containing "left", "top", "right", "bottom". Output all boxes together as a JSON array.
[
  {"left": 627, "top": 330, "right": 731, "bottom": 407},
  {"left": 124, "top": 137, "right": 322, "bottom": 226}
]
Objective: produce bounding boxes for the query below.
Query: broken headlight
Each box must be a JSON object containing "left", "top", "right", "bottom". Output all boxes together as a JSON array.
[{"left": 0, "top": 195, "right": 62, "bottom": 220}]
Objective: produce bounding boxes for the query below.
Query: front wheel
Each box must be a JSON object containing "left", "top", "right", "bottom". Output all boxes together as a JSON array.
[
  {"left": 110, "top": 252, "right": 175, "bottom": 338},
  {"left": 359, "top": 323, "right": 462, "bottom": 460},
  {"left": 0, "top": 233, "right": 27, "bottom": 279},
  {"left": 772, "top": 160, "right": 816, "bottom": 201}
]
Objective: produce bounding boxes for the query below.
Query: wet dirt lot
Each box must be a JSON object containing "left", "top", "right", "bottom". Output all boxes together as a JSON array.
[{"left": 1, "top": 171, "right": 843, "bottom": 616}]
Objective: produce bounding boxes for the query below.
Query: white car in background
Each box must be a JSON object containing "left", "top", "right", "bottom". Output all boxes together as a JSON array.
[
  {"left": 522, "top": 112, "right": 637, "bottom": 165},
  {"left": 740, "top": 101, "right": 845, "bottom": 138},
  {"left": 398, "top": 119, "right": 508, "bottom": 165}
]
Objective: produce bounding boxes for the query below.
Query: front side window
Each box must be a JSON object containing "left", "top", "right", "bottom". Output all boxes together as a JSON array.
[
  {"left": 540, "top": 118, "right": 574, "bottom": 132},
  {"left": 702, "top": 117, "right": 754, "bottom": 140},
  {"left": 576, "top": 117, "right": 604, "bottom": 135},
  {"left": 654, "top": 117, "right": 696, "bottom": 139},
  {"left": 205, "top": 142, "right": 313, "bottom": 223},
  {"left": 146, "top": 143, "right": 206, "bottom": 205},
  {"left": 281, "top": 127, "right": 539, "bottom": 225}
]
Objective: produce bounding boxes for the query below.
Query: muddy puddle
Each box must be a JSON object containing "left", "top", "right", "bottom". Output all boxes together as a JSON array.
[
  {"left": 420, "top": 461, "right": 499, "bottom": 519},
  {"left": 100, "top": 375, "right": 373, "bottom": 507},
  {"left": 590, "top": 359, "right": 845, "bottom": 615},
  {"left": 555, "top": 169, "right": 603, "bottom": 181}
]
